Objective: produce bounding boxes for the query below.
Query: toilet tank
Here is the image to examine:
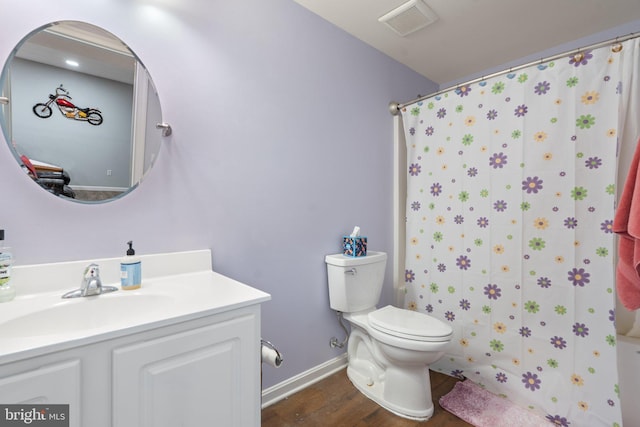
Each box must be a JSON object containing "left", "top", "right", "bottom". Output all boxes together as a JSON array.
[{"left": 325, "top": 251, "right": 387, "bottom": 313}]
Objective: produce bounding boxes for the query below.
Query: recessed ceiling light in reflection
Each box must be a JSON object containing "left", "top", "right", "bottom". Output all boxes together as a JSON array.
[{"left": 65, "top": 59, "right": 79, "bottom": 67}]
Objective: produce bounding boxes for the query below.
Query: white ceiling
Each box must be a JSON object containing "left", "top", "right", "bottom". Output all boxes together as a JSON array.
[
  {"left": 294, "top": 0, "right": 640, "bottom": 86},
  {"left": 15, "top": 21, "right": 135, "bottom": 84}
]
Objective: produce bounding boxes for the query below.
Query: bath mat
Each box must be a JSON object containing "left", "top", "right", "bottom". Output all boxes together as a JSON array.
[{"left": 439, "top": 380, "right": 551, "bottom": 427}]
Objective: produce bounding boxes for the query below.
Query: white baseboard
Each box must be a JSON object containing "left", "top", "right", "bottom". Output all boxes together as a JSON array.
[{"left": 261, "top": 353, "right": 348, "bottom": 409}]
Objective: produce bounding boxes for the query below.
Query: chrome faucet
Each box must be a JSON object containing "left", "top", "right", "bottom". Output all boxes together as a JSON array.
[
  {"left": 80, "top": 263, "right": 102, "bottom": 296},
  {"left": 62, "top": 263, "right": 118, "bottom": 299}
]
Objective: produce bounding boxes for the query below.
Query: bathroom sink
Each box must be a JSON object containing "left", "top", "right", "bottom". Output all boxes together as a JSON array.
[
  {"left": 0, "top": 271, "right": 270, "bottom": 360},
  {"left": 0, "top": 293, "right": 172, "bottom": 338},
  {"left": 0, "top": 250, "right": 271, "bottom": 363}
]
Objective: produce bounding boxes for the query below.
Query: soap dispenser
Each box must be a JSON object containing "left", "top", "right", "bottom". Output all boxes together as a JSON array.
[
  {"left": 0, "top": 230, "right": 16, "bottom": 302},
  {"left": 120, "top": 240, "right": 141, "bottom": 290}
]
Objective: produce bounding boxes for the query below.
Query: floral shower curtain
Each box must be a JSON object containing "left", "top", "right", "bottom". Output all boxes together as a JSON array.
[{"left": 401, "top": 38, "right": 640, "bottom": 426}]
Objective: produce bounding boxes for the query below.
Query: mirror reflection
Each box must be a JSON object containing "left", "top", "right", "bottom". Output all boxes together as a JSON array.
[{"left": 0, "top": 21, "right": 163, "bottom": 202}]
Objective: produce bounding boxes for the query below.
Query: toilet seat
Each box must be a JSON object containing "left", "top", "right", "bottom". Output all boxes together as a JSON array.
[{"left": 368, "top": 305, "right": 452, "bottom": 342}]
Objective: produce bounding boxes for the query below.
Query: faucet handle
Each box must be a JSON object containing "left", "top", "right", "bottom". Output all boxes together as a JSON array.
[
  {"left": 82, "top": 263, "right": 101, "bottom": 280},
  {"left": 81, "top": 263, "right": 102, "bottom": 296},
  {"left": 90, "top": 263, "right": 100, "bottom": 279}
]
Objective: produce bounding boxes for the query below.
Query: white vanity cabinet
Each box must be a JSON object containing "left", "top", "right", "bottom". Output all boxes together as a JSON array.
[
  {"left": 0, "top": 305, "right": 263, "bottom": 427},
  {"left": 0, "top": 359, "right": 82, "bottom": 420},
  {"left": 112, "top": 306, "right": 261, "bottom": 427},
  {"left": 0, "top": 250, "right": 270, "bottom": 427}
]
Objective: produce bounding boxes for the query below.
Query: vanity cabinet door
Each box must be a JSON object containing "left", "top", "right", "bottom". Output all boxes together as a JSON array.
[
  {"left": 112, "top": 310, "right": 260, "bottom": 427},
  {"left": 0, "top": 359, "right": 82, "bottom": 427}
]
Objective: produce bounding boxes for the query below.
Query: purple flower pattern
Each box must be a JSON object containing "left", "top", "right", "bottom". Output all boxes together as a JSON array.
[
  {"left": 522, "top": 372, "right": 541, "bottom": 391},
  {"left": 430, "top": 183, "right": 443, "bottom": 196},
  {"left": 537, "top": 277, "right": 552, "bottom": 288},
  {"left": 493, "top": 200, "right": 508, "bottom": 212},
  {"left": 564, "top": 217, "right": 578, "bottom": 229},
  {"left": 573, "top": 323, "right": 589, "bottom": 337},
  {"left": 567, "top": 268, "right": 590, "bottom": 287},
  {"left": 569, "top": 50, "right": 593, "bottom": 67},
  {"left": 489, "top": 152, "right": 508, "bottom": 169},
  {"left": 400, "top": 43, "right": 621, "bottom": 426},
  {"left": 522, "top": 176, "right": 543, "bottom": 193},
  {"left": 546, "top": 415, "right": 570, "bottom": 427},
  {"left": 534, "top": 81, "right": 550, "bottom": 95},
  {"left": 550, "top": 336, "right": 567, "bottom": 349},
  {"left": 405, "top": 270, "right": 415, "bottom": 283},
  {"left": 514, "top": 104, "right": 528, "bottom": 117},
  {"left": 484, "top": 284, "right": 502, "bottom": 300},
  {"left": 456, "top": 255, "right": 471, "bottom": 270},
  {"left": 585, "top": 157, "right": 602, "bottom": 169},
  {"left": 456, "top": 85, "right": 472, "bottom": 97}
]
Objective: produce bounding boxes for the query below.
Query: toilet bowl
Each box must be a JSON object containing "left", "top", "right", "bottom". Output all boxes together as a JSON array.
[{"left": 325, "top": 252, "right": 453, "bottom": 421}]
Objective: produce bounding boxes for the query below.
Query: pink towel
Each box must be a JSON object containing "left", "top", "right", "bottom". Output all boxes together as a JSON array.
[{"left": 613, "top": 139, "right": 640, "bottom": 310}]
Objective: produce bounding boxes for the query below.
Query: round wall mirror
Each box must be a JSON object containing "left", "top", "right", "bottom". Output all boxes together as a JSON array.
[{"left": 0, "top": 21, "right": 164, "bottom": 203}]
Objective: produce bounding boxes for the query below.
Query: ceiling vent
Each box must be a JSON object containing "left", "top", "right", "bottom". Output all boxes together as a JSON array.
[{"left": 378, "top": 0, "right": 438, "bottom": 37}]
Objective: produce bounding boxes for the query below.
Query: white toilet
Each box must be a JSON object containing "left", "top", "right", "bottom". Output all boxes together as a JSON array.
[{"left": 325, "top": 251, "right": 453, "bottom": 421}]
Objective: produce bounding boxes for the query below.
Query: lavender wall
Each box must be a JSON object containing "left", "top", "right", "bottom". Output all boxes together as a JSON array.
[{"left": 0, "top": 0, "right": 437, "bottom": 389}]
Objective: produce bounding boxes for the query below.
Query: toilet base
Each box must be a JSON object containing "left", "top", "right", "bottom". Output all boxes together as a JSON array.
[{"left": 347, "top": 365, "right": 434, "bottom": 421}]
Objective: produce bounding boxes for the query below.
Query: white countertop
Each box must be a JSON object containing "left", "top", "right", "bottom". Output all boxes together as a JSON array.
[{"left": 0, "top": 250, "right": 271, "bottom": 364}]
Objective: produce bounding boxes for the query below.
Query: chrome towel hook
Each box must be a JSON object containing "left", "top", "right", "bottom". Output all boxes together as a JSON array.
[{"left": 156, "top": 122, "right": 172, "bottom": 137}]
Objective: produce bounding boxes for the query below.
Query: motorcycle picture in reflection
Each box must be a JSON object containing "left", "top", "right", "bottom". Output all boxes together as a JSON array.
[{"left": 32, "top": 85, "right": 103, "bottom": 126}]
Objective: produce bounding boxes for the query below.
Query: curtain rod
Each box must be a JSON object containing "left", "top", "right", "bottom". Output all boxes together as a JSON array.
[{"left": 389, "top": 31, "right": 639, "bottom": 115}]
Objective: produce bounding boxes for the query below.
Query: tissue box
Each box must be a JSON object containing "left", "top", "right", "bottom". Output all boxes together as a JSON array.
[{"left": 343, "top": 236, "right": 367, "bottom": 257}]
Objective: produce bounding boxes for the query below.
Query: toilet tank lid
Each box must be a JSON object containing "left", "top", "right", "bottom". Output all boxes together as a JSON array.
[
  {"left": 369, "top": 305, "right": 453, "bottom": 340},
  {"left": 325, "top": 251, "right": 387, "bottom": 266}
]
